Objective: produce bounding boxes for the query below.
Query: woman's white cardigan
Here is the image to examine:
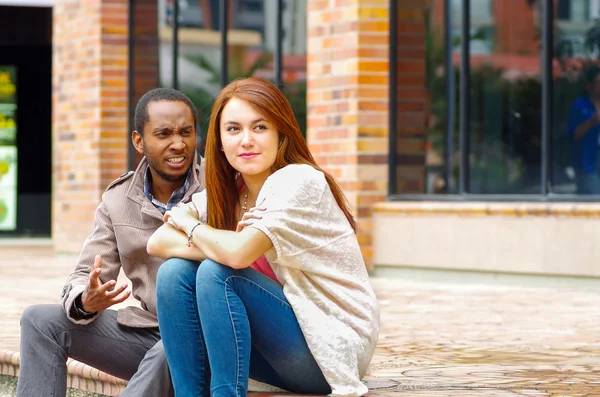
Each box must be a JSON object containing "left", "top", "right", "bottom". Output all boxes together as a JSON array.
[{"left": 193, "top": 164, "right": 380, "bottom": 397}]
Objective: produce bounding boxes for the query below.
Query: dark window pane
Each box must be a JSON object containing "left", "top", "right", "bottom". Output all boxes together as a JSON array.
[{"left": 456, "top": 0, "right": 542, "bottom": 194}]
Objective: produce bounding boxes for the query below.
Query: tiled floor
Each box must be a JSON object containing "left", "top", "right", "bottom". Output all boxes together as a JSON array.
[{"left": 2, "top": 246, "right": 600, "bottom": 396}]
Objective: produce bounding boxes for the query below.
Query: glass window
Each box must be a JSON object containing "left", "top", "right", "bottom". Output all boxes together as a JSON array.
[
  {"left": 391, "top": 0, "right": 544, "bottom": 196},
  {"left": 132, "top": 0, "right": 300, "bottom": 160},
  {"left": 391, "top": 0, "right": 455, "bottom": 194},
  {"left": 468, "top": 1, "right": 542, "bottom": 194},
  {"left": 230, "top": 0, "right": 307, "bottom": 135},
  {"left": 159, "top": 0, "right": 224, "bottom": 153},
  {"left": 553, "top": 0, "right": 600, "bottom": 194}
]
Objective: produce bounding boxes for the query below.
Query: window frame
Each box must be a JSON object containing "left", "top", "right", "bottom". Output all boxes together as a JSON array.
[{"left": 388, "top": 0, "right": 600, "bottom": 201}]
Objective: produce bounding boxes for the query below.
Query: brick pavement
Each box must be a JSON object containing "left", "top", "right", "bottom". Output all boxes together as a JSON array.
[{"left": 1, "top": 246, "right": 600, "bottom": 395}]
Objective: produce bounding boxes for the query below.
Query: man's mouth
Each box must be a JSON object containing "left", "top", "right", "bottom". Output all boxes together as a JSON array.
[{"left": 167, "top": 156, "right": 185, "bottom": 163}]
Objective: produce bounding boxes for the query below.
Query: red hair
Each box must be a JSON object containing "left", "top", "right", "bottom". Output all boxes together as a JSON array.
[{"left": 204, "top": 77, "right": 357, "bottom": 232}]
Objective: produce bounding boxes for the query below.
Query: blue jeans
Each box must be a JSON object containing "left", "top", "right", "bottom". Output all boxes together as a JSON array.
[{"left": 156, "top": 258, "right": 330, "bottom": 397}]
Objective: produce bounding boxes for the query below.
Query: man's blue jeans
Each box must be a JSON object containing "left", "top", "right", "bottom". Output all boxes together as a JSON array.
[{"left": 156, "top": 258, "right": 330, "bottom": 397}]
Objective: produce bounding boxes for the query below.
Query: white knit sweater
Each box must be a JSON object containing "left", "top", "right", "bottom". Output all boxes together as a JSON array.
[{"left": 193, "top": 164, "right": 380, "bottom": 396}]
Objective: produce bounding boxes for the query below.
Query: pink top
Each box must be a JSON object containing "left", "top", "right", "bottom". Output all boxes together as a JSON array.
[
  {"left": 238, "top": 181, "right": 279, "bottom": 284},
  {"left": 250, "top": 256, "right": 279, "bottom": 283}
]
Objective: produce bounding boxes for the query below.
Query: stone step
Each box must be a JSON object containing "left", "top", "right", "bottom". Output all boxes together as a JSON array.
[{"left": 0, "top": 349, "right": 126, "bottom": 397}]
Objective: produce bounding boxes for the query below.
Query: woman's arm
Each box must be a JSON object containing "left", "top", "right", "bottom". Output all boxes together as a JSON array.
[
  {"left": 180, "top": 221, "right": 273, "bottom": 269},
  {"left": 147, "top": 223, "right": 207, "bottom": 261}
]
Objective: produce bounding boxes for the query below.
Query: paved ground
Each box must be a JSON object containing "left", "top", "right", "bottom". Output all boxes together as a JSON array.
[{"left": 2, "top": 245, "right": 600, "bottom": 396}]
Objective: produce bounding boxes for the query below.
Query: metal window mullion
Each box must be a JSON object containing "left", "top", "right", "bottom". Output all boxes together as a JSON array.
[
  {"left": 388, "top": 0, "right": 398, "bottom": 196},
  {"left": 458, "top": 0, "right": 470, "bottom": 194},
  {"left": 274, "top": 0, "right": 283, "bottom": 89},
  {"left": 541, "top": 0, "right": 553, "bottom": 195},
  {"left": 444, "top": 0, "right": 455, "bottom": 193},
  {"left": 220, "top": 0, "right": 229, "bottom": 87},
  {"left": 172, "top": 0, "right": 179, "bottom": 90}
]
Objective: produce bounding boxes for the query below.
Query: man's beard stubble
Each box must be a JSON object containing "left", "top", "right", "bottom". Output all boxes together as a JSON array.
[{"left": 144, "top": 146, "right": 188, "bottom": 183}]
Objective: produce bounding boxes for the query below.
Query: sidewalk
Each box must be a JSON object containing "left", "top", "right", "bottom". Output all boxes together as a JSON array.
[{"left": 2, "top": 246, "right": 600, "bottom": 396}]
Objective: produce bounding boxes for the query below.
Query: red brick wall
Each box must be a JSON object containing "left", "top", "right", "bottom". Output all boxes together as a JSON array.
[
  {"left": 53, "top": 0, "right": 129, "bottom": 253},
  {"left": 307, "top": 0, "right": 390, "bottom": 269}
]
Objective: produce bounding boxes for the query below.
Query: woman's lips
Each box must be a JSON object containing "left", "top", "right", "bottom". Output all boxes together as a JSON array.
[{"left": 239, "top": 153, "right": 259, "bottom": 160}]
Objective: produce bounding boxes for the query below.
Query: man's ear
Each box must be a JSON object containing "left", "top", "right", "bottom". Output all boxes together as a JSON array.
[{"left": 132, "top": 130, "right": 144, "bottom": 155}]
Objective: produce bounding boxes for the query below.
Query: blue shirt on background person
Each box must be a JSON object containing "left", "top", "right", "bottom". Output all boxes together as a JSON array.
[
  {"left": 566, "top": 65, "right": 600, "bottom": 194},
  {"left": 567, "top": 96, "right": 600, "bottom": 174}
]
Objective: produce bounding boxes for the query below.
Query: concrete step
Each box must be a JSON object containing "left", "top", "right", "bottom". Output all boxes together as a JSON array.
[{"left": 0, "top": 349, "right": 126, "bottom": 397}]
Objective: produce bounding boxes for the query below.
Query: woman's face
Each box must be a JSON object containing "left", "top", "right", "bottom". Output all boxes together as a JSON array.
[{"left": 219, "top": 97, "right": 279, "bottom": 182}]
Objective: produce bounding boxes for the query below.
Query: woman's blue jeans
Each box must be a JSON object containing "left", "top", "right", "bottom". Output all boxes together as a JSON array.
[{"left": 156, "top": 258, "right": 330, "bottom": 397}]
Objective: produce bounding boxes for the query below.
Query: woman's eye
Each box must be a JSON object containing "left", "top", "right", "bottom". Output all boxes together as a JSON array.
[
  {"left": 227, "top": 126, "right": 239, "bottom": 132},
  {"left": 255, "top": 124, "right": 267, "bottom": 131}
]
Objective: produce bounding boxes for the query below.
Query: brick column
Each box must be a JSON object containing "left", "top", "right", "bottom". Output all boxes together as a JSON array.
[
  {"left": 53, "top": 0, "right": 129, "bottom": 253},
  {"left": 306, "top": 0, "right": 389, "bottom": 269}
]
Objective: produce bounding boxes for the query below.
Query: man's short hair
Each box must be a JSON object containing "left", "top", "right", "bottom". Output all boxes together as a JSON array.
[{"left": 134, "top": 88, "right": 198, "bottom": 134}]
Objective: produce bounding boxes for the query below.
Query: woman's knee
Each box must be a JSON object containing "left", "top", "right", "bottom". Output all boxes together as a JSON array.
[
  {"left": 195, "top": 258, "right": 235, "bottom": 285},
  {"left": 156, "top": 258, "right": 199, "bottom": 298}
]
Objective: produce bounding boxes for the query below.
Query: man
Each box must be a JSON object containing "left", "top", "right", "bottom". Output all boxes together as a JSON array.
[
  {"left": 567, "top": 65, "right": 600, "bottom": 194},
  {"left": 16, "top": 88, "right": 204, "bottom": 397}
]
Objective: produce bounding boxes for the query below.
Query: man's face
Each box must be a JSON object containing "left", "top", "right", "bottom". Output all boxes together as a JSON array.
[{"left": 133, "top": 100, "right": 197, "bottom": 182}]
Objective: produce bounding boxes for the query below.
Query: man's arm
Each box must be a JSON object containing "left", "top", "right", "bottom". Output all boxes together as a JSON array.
[
  {"left": 60, "top": 199, "right": 125, "bottom": 325},
  {"left": 574, "top": 113, "right": 599, "bottom": 140}
]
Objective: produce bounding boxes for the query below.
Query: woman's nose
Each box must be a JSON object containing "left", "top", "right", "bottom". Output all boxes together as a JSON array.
[{"left": 241, "top": 130, "right": 253, "bottom": 145}]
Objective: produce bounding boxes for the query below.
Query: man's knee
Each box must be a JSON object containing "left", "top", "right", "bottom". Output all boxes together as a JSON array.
[
  {"left": 144, "top": 339, "right": 168, "bottom": 367},
  {"left": 20, "top": 304, "right": 66, "bottom": 337}
]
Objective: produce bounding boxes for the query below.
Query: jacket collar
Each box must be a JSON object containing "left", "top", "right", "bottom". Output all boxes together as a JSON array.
[{"left": 126, "top": 153, "right": 204, "bottom": 220}]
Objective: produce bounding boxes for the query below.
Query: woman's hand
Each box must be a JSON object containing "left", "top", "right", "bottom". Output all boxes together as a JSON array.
[
  {"left": 164, "top": 201, "right": 198, "bottom": 231},
  {"left": 236, "top": 207, "right": 266, "bottom": 232}
]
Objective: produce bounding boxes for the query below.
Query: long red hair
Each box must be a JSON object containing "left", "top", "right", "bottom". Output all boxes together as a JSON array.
[{"left": 204, "top": 77, "right": 357, "bottom": 232}]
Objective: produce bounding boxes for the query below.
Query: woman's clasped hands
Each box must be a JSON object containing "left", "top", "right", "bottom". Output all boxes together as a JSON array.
[
  {"left": 236, "top": 206, "right": 266, "bottom": 232},
  {"left": 164, "top": 201, "right": 198, "bottom": 232}
]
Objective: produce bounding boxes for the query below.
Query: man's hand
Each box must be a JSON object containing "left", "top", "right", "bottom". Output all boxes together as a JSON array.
[{"left": 81, "top": 255, "right": 130, "bottom": 313}]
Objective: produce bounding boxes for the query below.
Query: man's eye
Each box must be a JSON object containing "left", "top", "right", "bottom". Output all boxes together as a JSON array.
[{"left": 182, "top": 130, "right": 192, "bottom": 136}]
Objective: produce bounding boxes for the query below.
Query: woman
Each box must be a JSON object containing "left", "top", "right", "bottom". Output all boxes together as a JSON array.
[{"left": 147, "top": 77, "right": 379, "bottom": 397}]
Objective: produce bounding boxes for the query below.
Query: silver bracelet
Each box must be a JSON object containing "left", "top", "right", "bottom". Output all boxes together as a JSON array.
[{"left": 186, "top": 222, "right": 203, "bottom": 247}]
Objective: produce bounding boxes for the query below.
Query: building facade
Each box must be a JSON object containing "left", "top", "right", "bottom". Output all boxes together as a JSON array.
[{"left": 2, "top": 0, "right": 599, "bottom": 280}]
